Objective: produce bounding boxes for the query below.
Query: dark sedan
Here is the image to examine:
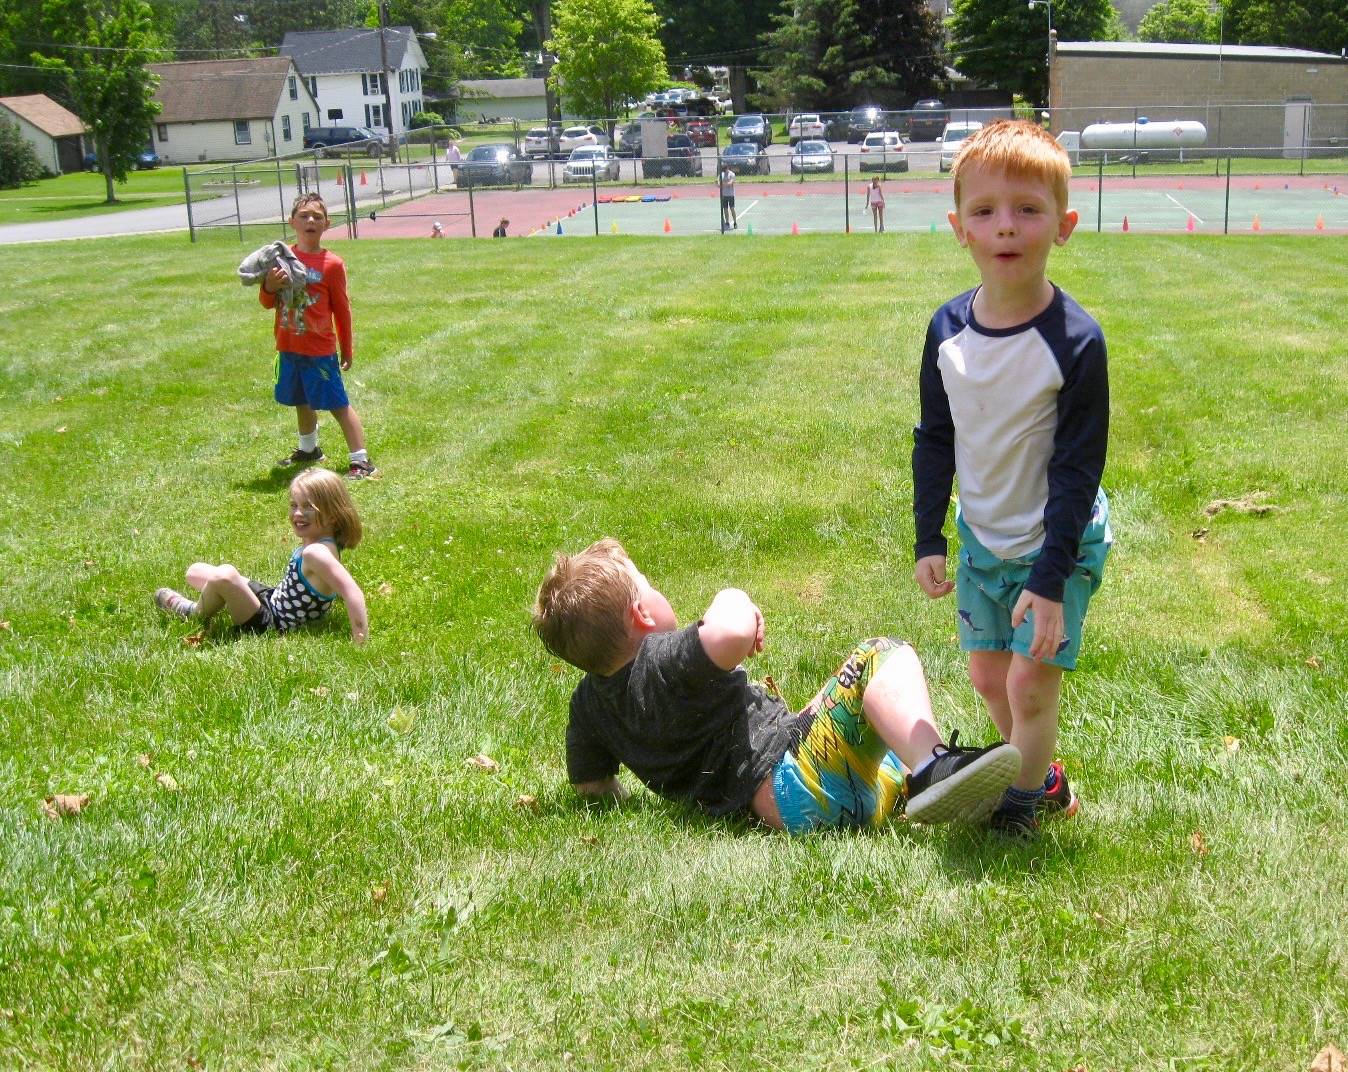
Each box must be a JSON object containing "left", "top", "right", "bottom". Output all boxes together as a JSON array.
[
  {"left": 457, "top": 143, "right": 534, "bottom": 186},
  {"left": 729, "top": 114, "right": 773, "bottom": 148},
  {"left": 720, "top": 141, "right": 769, "bottom": 175}
]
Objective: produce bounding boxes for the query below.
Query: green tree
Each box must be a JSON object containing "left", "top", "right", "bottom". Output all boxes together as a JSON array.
[
  {"left": 949, "top": 0, "right": 1116, "bottom": 106},
  {"left": 757, "top": 0, "right": 944, "bottom": 110},
  {"left": 1138, "top": 0, "right": 1219, "bottom": 42},
  {"left": 651, "top": 0, "right": 783, "bottom": 69},
  {"left": 0, "top": 117, "right": 45, "bottom": 187},
  {"left": 1220, "top": 0, "right": 1347, "bottom": 53},
  {"left": 548, "top": 0, "right": 666, "bottom": 122},
  {"left": 32, "top": 0, "right": 163, "bottom": 204}
]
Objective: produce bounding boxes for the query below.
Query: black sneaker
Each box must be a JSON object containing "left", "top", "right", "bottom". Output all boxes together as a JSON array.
[
  {"left": 278, "top": 446, "right": 325, "bottom": 467},
  {"left": 904, "top": 731, "right": 1022, "bottom": 824},
  {"left": 1041, "top": 761, "right": 1079, "bottom": 819},
  {"left": 346, "top": 459, "right": 379, "bottom": 480},
  {"left": 989, "top": 806, "right": 1041, "bottom": 839}
]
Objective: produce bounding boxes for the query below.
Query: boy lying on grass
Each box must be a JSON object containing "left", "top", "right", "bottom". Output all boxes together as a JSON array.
[{"left": 532, "top": 539, "right": 1020, "bottom": 833}]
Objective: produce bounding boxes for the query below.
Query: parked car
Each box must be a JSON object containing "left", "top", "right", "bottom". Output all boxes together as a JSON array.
[
  {"left": 729, "top": 114, "right": 773, "bottom": 148},
  {"left": 303, "top": 125, "right": 386, "bottom": 156},
  {"left": 858, "top": 130, "right": 908, "bottom": 172},
  {"left": 939, "top": 121, "right": 984, "bottom": 172},
  {"left": 686, "top": 118, "right": 717, "bottom": 148},
  {"left": 136, "top": 149, "right": 161, "bottom": 169},
  {"left": 641, "top": 133, "right": 703, "bottom": 177},
  {"left": 457, "top": 143, "right": 533, "bottom": 186},
  {"left": 907, "top": 98, "right": 949, "bottom": 141},
  {"left": 615, "top": 121, "right": 643, "bottom": 156},
  {"left": 790, "top": 139, "right": 834, "bottom": 174},
  {"left": 787, "top": 113, "right": 825, "bottom": 144},
  {"left": 558, "top": 125, "right": 610, "bottom": 152},
  {"left": 563, "top": 145, "right": 621, "bottom": 182},
  {"left": 523, "top": 125, "right": 561, "bottom": 159},
  {"left": 846, "top": 105, "right": 884, "bottom": 143},
  {"left": 720, "top": 140, "right": 769, "bottom": 175}
]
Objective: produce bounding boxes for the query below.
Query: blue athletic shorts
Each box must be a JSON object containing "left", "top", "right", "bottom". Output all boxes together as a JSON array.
[
  {"left": 954, "top": 490, "right": 1111, "bottom": 670},
  {"left": 274, "top": 352, "right": 349, "bottom": 411}
]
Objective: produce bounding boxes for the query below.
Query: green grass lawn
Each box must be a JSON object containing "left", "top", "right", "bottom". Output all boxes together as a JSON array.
[
  {"left": 0, "top": 232, "right": 1344, "bottom": 1070},
  {"left": 0, "top": 169, "right": 193, "bottom": 224}
]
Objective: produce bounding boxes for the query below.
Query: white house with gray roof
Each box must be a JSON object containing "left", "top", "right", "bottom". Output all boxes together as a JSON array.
[{"left": 280, "top": 27, "right": 428, "bottom": 142}]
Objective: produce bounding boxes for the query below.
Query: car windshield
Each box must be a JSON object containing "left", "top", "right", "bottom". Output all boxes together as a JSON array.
[
  {"left": 668, "top": 135, "right": 692, "bottom": 147},
  {"left": 863, "top": 135, "right": 887, "bottom": 146},
  {"left": 733, "top": 117, "right": 760, "bottom": 128},
  {"left": 562, "top": 128, "right": 587, "bottom": 137},
  {"left": 944, "top": 129, "right": 974, "bottom": 144},
  {"left": 527, "top": 129, "right": 547, "bottom": 138},
  {"left": 570, "top": 148, "right": 603, "bottom": 160},
  {"left": 797, "top": 141, "right": 829, "bottom": 153},
  {"left": 725, "top": 143, "right": 753, "bottom": 155},
  {"left": 468, "top": 146, "right": 508, "bottom": 160},
  {"left": 797, "top": 114, "right": 820, "bottom": 123}
]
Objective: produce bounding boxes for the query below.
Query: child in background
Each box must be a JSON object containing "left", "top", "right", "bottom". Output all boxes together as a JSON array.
[
  {"left": 155, "top": 469, "right": 369, "bottom": 644},
  {"left": 261, "top": 193, "right": 377, "bottom": 479},
  {"left": 533, "top": 538, "right": 1021, "bottom": 832},
  {"left": 867, "top": 177, "right": 886, "bottom": 233},
  {"left": 912, "top": 120, "right": 1111, "bottom": 837},
  {"left": 493, "top": 218, "right": 509, "bottom": 238}
]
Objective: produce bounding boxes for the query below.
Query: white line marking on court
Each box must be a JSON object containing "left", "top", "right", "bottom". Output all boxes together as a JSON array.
[
  {"left": 737, "top": 199, "right": 761, "bottom": 220},
  {"left": 1164, "top": 192, "right": 1203, "bottom": 223}
]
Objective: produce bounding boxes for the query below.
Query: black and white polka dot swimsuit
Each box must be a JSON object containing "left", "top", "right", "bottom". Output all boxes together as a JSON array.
[{"left": 266, "top": 540, "right": 337, "bottom": 631}]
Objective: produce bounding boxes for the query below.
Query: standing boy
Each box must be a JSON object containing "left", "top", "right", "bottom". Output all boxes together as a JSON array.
[
  {"left": 911, "top": 120, "right": 1111, "bottom": 837},
  {"left": 263, "top": 193, "right": 377, "bottom": 479},
  {"left": 719, "top": 163, "right": 737, "bottom": 230},
  {"left": 533, "top": 538, "right": 1022, "bottom": 833}
]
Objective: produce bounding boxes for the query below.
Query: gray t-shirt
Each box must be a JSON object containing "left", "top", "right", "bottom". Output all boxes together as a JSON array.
[{"left": 566, "top": 623, "right": 797, "bottom": 816}]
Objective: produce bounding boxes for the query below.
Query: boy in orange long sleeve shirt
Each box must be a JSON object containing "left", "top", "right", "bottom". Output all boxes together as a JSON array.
[{"left": 261, "top": 193, "right": 377, "bottom": 479}]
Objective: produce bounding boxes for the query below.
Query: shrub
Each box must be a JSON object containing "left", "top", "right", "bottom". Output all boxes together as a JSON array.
[
  {"left": 0, "top": 119, "right": 43, "bottom": 189},
  {"left": 411, "top": 111, "right": 444, "bottom": 129}
]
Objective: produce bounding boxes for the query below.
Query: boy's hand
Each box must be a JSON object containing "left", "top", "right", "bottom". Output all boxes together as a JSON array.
[
  {"left": 915, "top": 555, "right": 954, "bottom": 599},
  {"left": 1012, "top": 591, "right": 1065, "bottom": 662},
  {"left": 262, "top": 265, "right": 287, "bottom": 294},
  {"left": 340, "top": 353, "right": 353, "bottom": 371}
]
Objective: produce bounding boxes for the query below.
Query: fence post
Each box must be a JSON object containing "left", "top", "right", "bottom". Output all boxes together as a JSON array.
[
  {"left": 592, "top": 164, "right": 600, "bottom": 235},
  {"left": 844, "top": 152, "right": 850, "bottom": 234},
  {"left": 1223, "top": 155, "right": 1231, "bottom": 234},
  {"left": 1131, "top": 106, "right": 1138, "bottom": 181},
  {"left": 345, "top": 164, "right": 356, "bottom": 239},
  {"left": 183, "top": 167, "right": 197, "bottom": 242},
  {"left": 1096, "top": 152, "right": 1103, "bottom": 233},
  {"left": 275, "top": 155, "right": 287, "bottom": 236},
  {"left": 467, "top": 177, "right": 476, "bottom": 237},
  {"left": 232, "top": 164, "right": 243, "bottom": 241}
]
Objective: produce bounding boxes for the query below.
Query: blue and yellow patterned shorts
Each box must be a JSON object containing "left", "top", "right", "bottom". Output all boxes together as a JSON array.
[{"left": 771, "top": 638, "right": 909, "bottom": 835}]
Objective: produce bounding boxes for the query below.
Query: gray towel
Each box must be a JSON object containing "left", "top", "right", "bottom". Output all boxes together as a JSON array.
[{"left": 238, "top": 240, "right": 312, "bottom": 334}]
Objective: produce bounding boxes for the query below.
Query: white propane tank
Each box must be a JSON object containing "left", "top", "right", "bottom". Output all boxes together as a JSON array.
[{"left": 1080, "top": 119, "right": 1207, "bottom": 150}]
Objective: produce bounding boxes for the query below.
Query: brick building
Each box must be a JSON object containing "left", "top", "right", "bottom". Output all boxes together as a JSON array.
[{"left": 1050, "top": 42, "right": 1348, "bottom": 157}]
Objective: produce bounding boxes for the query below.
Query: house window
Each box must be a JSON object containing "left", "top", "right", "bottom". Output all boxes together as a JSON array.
[
  {"left": 362, "top": 73, "right": 385, "bottom": 96},
  {"left": 234, "top": 120, "right": 251, "bottom": 145},
  {"left": 399, "top": 70, "right": 406, "bottom": 92},
  {"left": 301, "top": 112, "right": 311, "bottom": 131},
  {"left": 288, "top": 75, "right": 297, "bottom": 101},
  {"left": 281, "top": 115, "right": 292, "bottom": 141},
  {"left": 157, "top": 123, "right": 168, "bottom": 141},
  {"left": 307, "top": 77, "right": 318, "bottom": 99}
]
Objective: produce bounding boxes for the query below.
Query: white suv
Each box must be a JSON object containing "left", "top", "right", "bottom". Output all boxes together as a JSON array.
[
  {"left": 858, "top": 131, "right": 907, "bottom": 172},
  {"left": 787, "top": 113, "right": 825, "bottom": 144},
  {"left": 939, "top": 121, "right": 984, "bottom": 172}
]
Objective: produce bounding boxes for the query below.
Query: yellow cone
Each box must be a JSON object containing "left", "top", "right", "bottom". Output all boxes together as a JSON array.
[{"left": 611, "top": 220, "right": 619, "bottom": 234}]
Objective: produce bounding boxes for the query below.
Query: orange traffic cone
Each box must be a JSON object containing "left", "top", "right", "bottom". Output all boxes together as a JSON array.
[
  {"left": 790, "top": 221, "right": 800, "bottom": 235},
  {"left": 336, "top": 171, "right": 345, "bottom": 186},
  {"left": 359, "top": 170, "right": 367, "bottom": 186},
  {"left": 1186, "top": 214, "right": 1195, "bottom": 232},
  {"left": 663, "top": 218, "right": 672, "bottom": 233},
  {"left": 1315, "top": 214, "right": 1325, "bottom": 230},
  {"left": 1251, "top": 215, "right": 1261, "bottom": 231},
  {"left": 1121, "top": 215, "right": 1130, "bottom": 232}
]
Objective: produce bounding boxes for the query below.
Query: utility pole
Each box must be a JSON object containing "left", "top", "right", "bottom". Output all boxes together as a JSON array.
[
  {"left": 378, "top": 1, "right": 398, "bottom": 162},
  {"left": 530, "top": 1, "right": 561, "bottom": 149}
]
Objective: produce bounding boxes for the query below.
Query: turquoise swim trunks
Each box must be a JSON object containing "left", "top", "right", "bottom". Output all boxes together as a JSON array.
[{"left": 954, "top": 490, "right": 1111, "bottom": 670}]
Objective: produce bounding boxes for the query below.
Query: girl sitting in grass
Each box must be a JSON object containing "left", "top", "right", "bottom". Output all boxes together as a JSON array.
[{"left": 154, "top": 469, "right": 368, "bottom": 644}]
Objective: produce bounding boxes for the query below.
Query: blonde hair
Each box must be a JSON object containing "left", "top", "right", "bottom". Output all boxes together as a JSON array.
[
  {"left": 952, "top": 120, "right": 1072, "bottom": 212},
  {"left": 532, "top": 538, "right": 637, "bottom": 675},
  {"left": 290, "top": 469, "right": 362, "bottom": 550},
  {"left": 290, "top": 192, "right": 328, "bottom": 219}
]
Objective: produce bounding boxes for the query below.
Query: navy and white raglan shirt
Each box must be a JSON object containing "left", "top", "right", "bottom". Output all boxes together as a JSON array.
[{"left": 911, "top": 285, "right": 1109, "bottom": 603}]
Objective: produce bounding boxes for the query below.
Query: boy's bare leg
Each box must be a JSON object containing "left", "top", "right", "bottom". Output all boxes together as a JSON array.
[
  {"left": 1004, "top": 654, "right": 1062, "bottom": 791},
  {"left": 857, "top": 643, "right": 944, "bottom": 771},
  {"left": 295, "top": 404, "right": 319, "bottom": 437},
  {"left": 330, "top": 405, "right": 367, "bottom": 454},
  {"left": 968, "top": 649, "right": 1014, "bottom": 740},
  {"left": 186, "top": 563, "right": 262, "bottom": 625}
]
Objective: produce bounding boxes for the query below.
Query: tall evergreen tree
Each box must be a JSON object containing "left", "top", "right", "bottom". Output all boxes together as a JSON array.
[{"left": 757, "top": 0, "right": 943, "bottom": 110}]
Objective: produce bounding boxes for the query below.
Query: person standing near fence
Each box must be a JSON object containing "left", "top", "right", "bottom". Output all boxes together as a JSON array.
[
  {"left": 867, "top": 177, "right": 886, "bottom": 233},
  {"left": 719, "top": 164, "right": 737, "bottom": 230}
]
